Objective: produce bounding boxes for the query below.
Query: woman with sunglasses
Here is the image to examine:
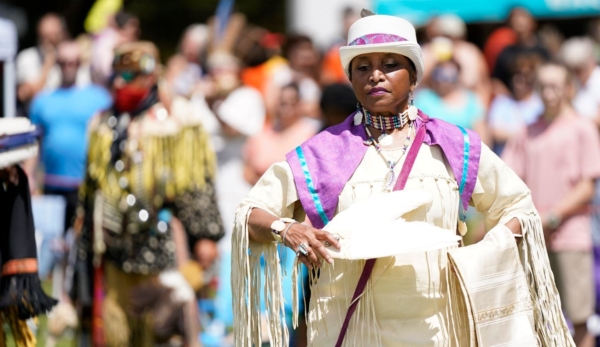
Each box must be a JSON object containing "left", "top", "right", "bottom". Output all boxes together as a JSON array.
[{"left": 415, "top": 58, "right": 490, "bottom": 146}]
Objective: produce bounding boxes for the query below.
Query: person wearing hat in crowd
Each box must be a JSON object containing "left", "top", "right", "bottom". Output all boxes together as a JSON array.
[
  {"left": 70, "top": 41, "right": 224, "bottom": 347},
  {"left": 231, "top": 11, "right": 573, "bottom": 346}
]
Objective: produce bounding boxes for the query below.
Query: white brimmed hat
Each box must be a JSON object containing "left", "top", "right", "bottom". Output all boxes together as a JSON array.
[{"left": 340, "top": 14, "right": 424, "bottom": 86}]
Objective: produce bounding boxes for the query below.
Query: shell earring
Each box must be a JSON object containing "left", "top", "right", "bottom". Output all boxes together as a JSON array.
[
  {"left": 407, "top": 91, "right": 418, "bottom": 121},
  {"left": 354, "top": 102, "right": 365, "bottom": 125}
]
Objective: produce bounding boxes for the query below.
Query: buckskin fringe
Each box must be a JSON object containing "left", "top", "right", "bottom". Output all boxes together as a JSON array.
[
  {"left": 232, "top": 205, "right": 299, "bottom": 347},
  {"left": 518, "top": 213, "right": 574, "bottom": 346}
]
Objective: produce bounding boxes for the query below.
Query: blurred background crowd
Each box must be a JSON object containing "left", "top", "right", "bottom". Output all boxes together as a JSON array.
[{"left": 0, "top": 0, "right": 600, "bottom": 346}]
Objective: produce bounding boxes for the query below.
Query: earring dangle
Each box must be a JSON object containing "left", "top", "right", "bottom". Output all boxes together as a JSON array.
[
  {"left": 408, "top": 91, "right": 418, "bottom": 121},
  {"left": 354, "top": 102, "right": 364, "bottom": 125}
]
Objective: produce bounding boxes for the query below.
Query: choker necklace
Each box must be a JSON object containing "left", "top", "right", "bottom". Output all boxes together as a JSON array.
[
  {"left": 364, "top": 110, "right": 409, "bottom": 130},
  {"left": 359, "top": 103, "right": 418, "bottom": 146}
]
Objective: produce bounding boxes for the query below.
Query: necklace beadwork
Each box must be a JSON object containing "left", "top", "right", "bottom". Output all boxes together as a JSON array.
[
  {"left": 364, "top": 111, "right": 409, "bottom": 130},
  {"left": 359, "top": 104, "right": 416, "bottom": 146},
  {"left": 363, "top": 120, "right": 414, "bottom": 191}
]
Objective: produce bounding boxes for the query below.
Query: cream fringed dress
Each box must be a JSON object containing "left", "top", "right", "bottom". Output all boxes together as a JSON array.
[{"left": 233, "top": 142, "right": 555, "bottom": 347}]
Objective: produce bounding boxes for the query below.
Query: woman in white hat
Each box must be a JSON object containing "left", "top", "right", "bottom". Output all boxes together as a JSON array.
[{"left": 231, "top": 12, "right": 573, "bottom": 347}]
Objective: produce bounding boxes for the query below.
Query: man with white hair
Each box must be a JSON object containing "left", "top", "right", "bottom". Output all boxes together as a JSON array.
[
  {"left": 180, "top": 24, "right": 209, "bottom": 65},
  {"left": 561, "top": 37, "right": 600, "bottom": 125},
  {"left": 165, "top": 24, "right": 209, "bottom": 97}
]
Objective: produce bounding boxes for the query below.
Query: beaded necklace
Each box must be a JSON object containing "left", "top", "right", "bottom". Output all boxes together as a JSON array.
[
  {"left": 358, "top": 103, "right": 416, "bottom": 146},
  {"left": 363, "top": 120, "right": 414, "bottom": 191},
  {"left": 364, "top": 110, "right": 409, "bottom": 130}
]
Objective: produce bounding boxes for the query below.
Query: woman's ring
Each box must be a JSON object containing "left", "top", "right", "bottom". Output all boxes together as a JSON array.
[
  {"left": 297, "top": 243, "right": 309, "bottom": 256},
  {"left": 325, "top": 235, "right": 340, "bottom": 248}
]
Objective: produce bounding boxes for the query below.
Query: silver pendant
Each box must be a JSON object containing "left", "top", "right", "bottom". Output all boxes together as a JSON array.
[
  {"left": 385, "top": 166, "right": 395, "bottom": 190},
  {"left": 378, "top": 133, "right": 393, "bottom": 147}
]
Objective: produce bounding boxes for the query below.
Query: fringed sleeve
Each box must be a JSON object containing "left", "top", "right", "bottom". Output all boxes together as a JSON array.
[
  {"left": 231, "top": 162, "right": 305, "bottom": 347},
  {"left": 471, "top": 145, "right": 574, "bottom": 346},
  {"left": 0, "top": 166, "right": 57, "bottom": 321}
]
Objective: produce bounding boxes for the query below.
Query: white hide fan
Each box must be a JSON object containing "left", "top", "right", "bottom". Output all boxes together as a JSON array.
[{"left": 322, "top": 190, "right": 461, "bottom": 260}]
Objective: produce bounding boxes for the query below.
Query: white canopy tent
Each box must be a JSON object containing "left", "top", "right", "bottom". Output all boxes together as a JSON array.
[{"left": 287, "top": 0, "right": 369, "bottom": 49}]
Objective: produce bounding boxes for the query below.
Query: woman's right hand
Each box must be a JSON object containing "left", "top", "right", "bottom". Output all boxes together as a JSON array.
[{"left": 282, "top": 223, "right": 340, "bottom": 269}]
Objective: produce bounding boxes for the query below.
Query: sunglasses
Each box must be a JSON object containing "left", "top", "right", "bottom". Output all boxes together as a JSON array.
[
  {"left": 117, "top": 70, "right": 140, "bottom": 83},
  {"left": 432, "top": 66, "right": 459, "bottom": 83}
]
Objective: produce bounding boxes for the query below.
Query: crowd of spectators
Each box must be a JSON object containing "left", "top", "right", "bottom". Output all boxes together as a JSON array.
[{"left": 6, "top": 5, "right": 600, "bottom": 346}]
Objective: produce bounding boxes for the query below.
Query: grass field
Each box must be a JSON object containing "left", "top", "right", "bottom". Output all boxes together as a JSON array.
[{"left": 3, "top": 280, "right": 74, "bottom": 347}]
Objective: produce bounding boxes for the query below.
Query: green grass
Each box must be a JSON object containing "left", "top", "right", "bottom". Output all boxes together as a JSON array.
[{"left": 3, "top": 280, "right": 74, "bottom": 347}]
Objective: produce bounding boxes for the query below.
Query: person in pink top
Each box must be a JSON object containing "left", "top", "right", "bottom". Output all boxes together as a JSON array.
[
  {"left": 503, "top": 62, "right": 600, "bottom": 347},
  {"left": 244, "top": 83, "right": 318, "bottom": 185}
]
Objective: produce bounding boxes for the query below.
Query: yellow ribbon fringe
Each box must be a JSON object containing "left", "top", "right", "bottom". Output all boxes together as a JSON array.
[
  {"left": 84, "top": 113, "right": 216, "bottom": 210},
  {"left": 1, "top": 308, "right": 36, "bottom": 347}
]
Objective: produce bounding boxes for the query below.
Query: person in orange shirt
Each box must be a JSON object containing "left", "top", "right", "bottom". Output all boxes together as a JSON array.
[
  {"left": 320, "top": 7, "right": 359, "bottom": 86},
  {"left": 240, "top": 32, "right": 287, "bottom": 97}
]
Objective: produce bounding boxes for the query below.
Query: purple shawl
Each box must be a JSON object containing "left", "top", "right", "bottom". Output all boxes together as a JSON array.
[{"left": 285, "top": 110, "right": 481, "bottom": 229}]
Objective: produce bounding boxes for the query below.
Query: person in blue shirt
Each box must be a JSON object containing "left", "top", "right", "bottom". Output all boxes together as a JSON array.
[
  {"left": 27, "top": 40, "right": 111, "bottom": 238},
  {"left": 415, "top": 58, "right": 490, "bottom": 146}
]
